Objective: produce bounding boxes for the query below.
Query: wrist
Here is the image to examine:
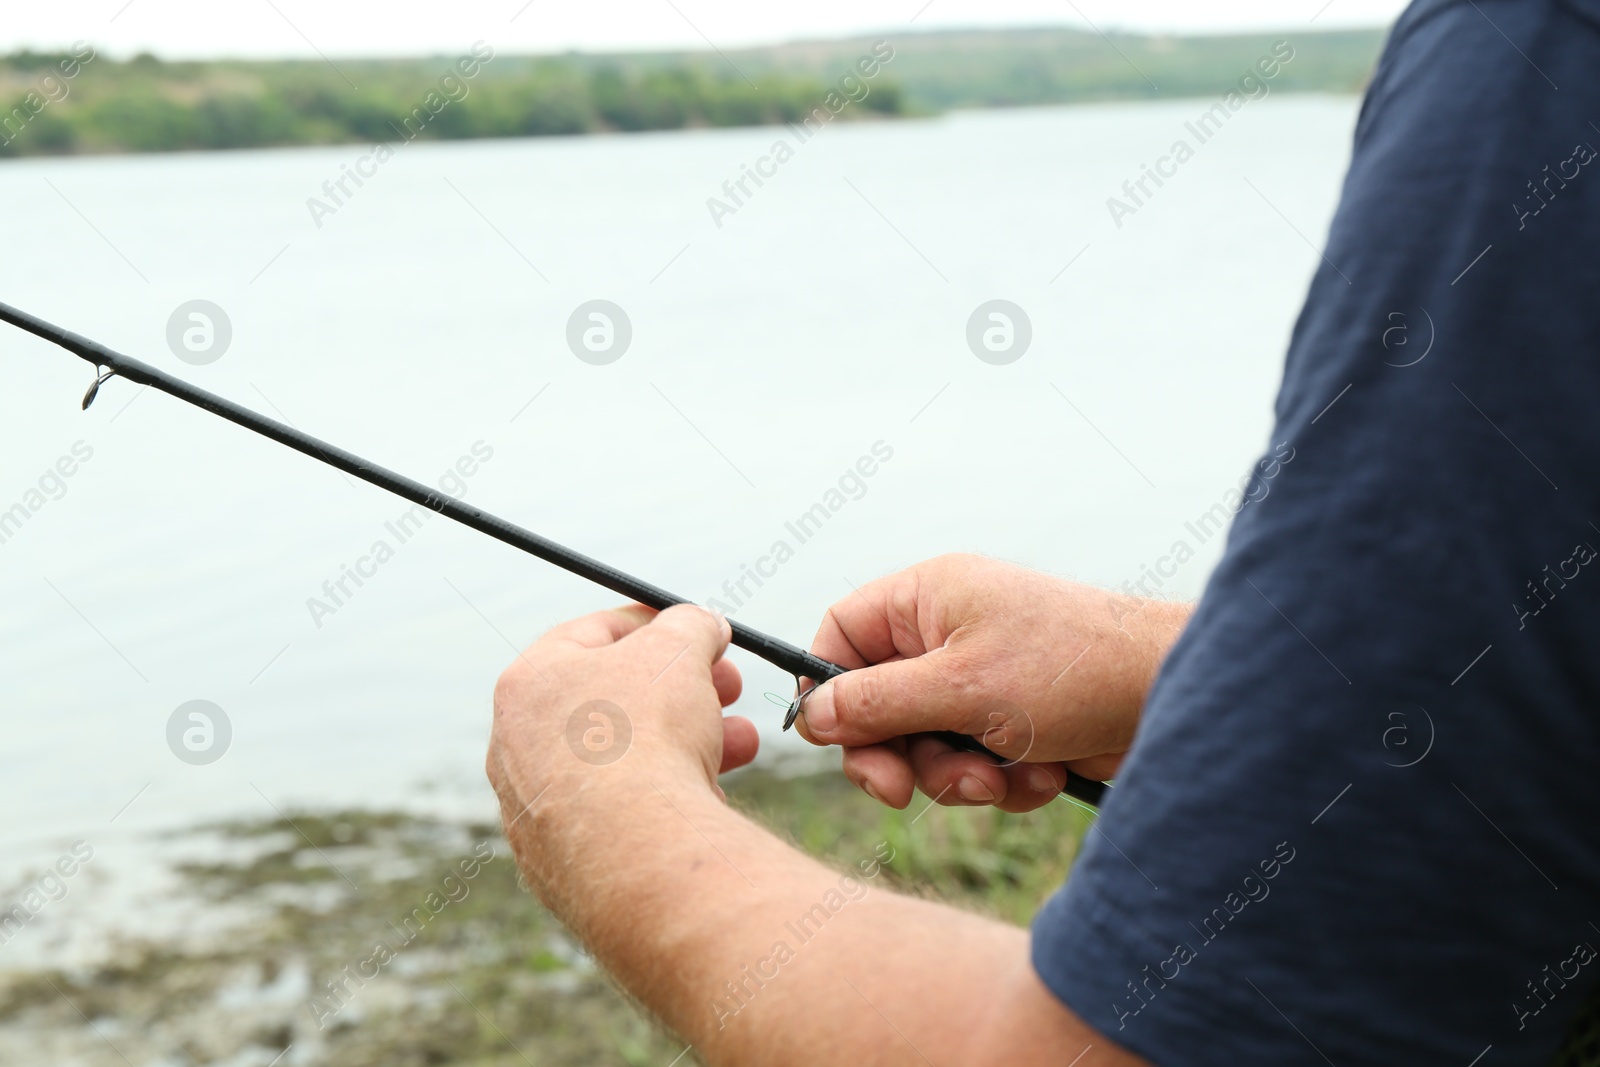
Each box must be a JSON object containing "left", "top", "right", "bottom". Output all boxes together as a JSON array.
[
  {"left": 1113, "top": 596, "right": 1190, "bottom": 709},
  {"left": 1030, "top": 590, "right": 1190, "bottom": 754},
  {"left": 512, "top": 766, "right": 744, "bottom": 958},
  {"left": 1127, "top": 595, "right": 1190, "bottom": 661},
  {"left": 510, "top": 750, "right": 715, "bottom": 881}
]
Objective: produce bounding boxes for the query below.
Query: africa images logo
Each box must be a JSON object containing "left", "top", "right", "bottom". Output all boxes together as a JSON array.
[{"left": 1104, "top": 41, "right": 1295, "bottom": 229}]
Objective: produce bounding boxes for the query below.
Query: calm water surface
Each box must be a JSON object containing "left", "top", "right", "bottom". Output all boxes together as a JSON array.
[{"left": 0, "top": 95, "right": 1356, "bottom": 956}]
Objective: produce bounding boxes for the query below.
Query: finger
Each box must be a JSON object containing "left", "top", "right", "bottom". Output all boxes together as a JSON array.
[
  {"left": 992, "top": 761, "right": 1069, "bottom": 813},
  {"left": 809, "top": 570, "right": 930, "bottom": 671},
  {"left": 901, "top": 737, "right": 1069, "bottom": 812},
  {"left": 799, "top": 655, "right": 978, "bottom": 747},
  {"left": 1066, "top": 753, "right": 1122, "bottom": 783},
  {"left": 797, "top": 653, "right": 905, "bottom": 718},
  {"left": 791, "top": 699, "right": 826, "bottom": 745},
  {"left": 906, "top": 734, "right": 1012, "bottom": 807},
  {"left": 719, "top": 716, "right": 759, "bottom": 773},
  {"left": 622, "top": 603, "right": 732, "bottom": 673},
  {"left": 841, "top": 742, "right": 914, "bottom": 809},
  {"left": 540, "top": 604, "right": 657, "bottom": 651},
  {"left": 711, "top": 659, "right": 743, "bottom": 707}
]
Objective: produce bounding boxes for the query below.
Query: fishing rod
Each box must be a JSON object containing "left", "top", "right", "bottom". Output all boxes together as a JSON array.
[{"left": 0, "top": 300, "right": 1106, "bottom": 807}]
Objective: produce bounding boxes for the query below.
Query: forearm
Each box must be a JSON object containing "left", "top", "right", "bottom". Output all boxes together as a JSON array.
[
  {"left": 486, "top": 599, "right": 1153, "bottom": 1063},
  {"left": 519, "top": 765, "right": 1119, "bottom": 1065}
]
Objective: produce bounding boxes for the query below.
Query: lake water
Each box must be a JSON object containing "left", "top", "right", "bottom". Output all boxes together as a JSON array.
[{"left": 0, "top": 94, "right": 1357, "bottom": 959}]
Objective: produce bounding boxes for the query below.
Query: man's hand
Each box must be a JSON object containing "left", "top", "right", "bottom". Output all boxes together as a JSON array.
[
  {"left": 485, "top": 603, "right": 750, "bottom": 899},
  {"left": 484, "top": 598, "right": 1146, "bottom": 1067},
  {"left": 796, "top": 554, "right": 1189, "bottom": 813}
]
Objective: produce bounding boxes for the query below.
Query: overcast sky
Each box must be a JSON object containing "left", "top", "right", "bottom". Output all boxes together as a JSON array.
[{"left": 4, "top": 0, "right": 1407, "bottom": 59}]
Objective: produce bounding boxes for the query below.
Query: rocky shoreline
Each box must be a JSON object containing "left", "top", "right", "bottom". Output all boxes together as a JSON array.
[{"left": 0, "top": 765, "right": 1092, "bottom": 1066}]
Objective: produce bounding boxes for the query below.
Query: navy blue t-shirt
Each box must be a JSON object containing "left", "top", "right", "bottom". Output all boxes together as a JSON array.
[{"left": 1033, "top": 1, "right": 1600, "bottom": 1063}]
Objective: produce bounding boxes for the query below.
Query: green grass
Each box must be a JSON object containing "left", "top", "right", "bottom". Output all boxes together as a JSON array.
[{"left": 728, "top": 760, "right": 1094, "bottom": 925}]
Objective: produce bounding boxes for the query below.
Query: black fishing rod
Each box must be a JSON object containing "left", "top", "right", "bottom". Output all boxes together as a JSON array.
[{"left": 0, "top": 300, "right": 1106, "bottom": 807}]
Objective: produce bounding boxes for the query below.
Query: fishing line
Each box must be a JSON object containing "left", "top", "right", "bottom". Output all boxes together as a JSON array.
[{"left": 0, "top": 300, "right": 1105, "bottom": 807}]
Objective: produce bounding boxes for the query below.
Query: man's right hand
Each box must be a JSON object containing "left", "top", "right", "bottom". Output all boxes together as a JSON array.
[{"left": 794, "top": 554, "right": 1189, "bottom": 812}]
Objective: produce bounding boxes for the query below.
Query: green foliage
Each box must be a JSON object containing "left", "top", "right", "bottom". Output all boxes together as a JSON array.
[
  {"left": 0, "top": 28, "right": 1386, "bottom": 159},
  {"left": 0, "top": 50, "right": 904, "bottom": 158},
  {"left": 0, "top": 98, "right": 75, "bottom": 155},
  {"left": 820, "top": 28, "right": 1386, "bottom": 108}
]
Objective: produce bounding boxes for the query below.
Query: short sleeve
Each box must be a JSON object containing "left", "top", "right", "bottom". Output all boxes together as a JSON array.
[{"left": 1032, "top": 2, "right": 1600, "bottom": 1064}]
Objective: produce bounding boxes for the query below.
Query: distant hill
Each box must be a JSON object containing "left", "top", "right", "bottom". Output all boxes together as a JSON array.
[
  {"left": 0, "top": 26, "right": 1387, "bottom": 159},
  {"left": 648, "top": 26, "right": 1388, "bottom": 108}
]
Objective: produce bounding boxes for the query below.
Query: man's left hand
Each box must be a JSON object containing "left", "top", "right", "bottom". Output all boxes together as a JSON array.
[{"left": 485, "top": 604, "right": 752, "bottom": 895}]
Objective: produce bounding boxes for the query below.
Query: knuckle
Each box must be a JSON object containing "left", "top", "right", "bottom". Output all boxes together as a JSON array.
[
  {"left": 656, "top": 603, "right": 693, "bottom": 625},
  {"left": 658, "top": 603, "right": 722, "bottom": 641},
  {"left": 839, "top": 670, "right": 886, "bottom": 726},
  {"left": 976, "top": 699, "right": 1030, "bottom": 755},
  {"left": 492, "top": 662, "right": 533, "bottom": 717},
  {"left": 928, "top": 551, "right": 979, "bottom": 574}
]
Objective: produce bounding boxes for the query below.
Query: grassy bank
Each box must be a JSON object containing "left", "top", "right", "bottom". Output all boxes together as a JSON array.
[
  {"left": 0, "top": 26, "right": 1387, "bottom": 160},
  {"left": 0, "top": 47, "right": 904, "bottom": 158},
  {"left": 0, "top": 764, "right": 1093, "bottom": 1065}
]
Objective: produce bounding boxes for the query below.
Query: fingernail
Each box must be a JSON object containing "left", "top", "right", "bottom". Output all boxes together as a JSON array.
[
  {"left": 861, "top": 778, "right": 884, "bottom": 804},
  {"left": 1028, "top": 767, "right": 1058, "bottom": 794},
  {"left": 958, "top": 776, "right": 995, "bottom": 803},
  {"left": 709, "top": 607, "right": 731, "bottom": 642},
  {"left": 803, "top": 684, "right": 837, "bottom": 735}
]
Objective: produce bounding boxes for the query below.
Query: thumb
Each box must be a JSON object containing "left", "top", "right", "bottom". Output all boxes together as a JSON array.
[
  {"left": 799, "top": 655, "right": 974, "bottom": 746},
  {"left": 625, "top": 603, "right": 731, "bottom": 672}
]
